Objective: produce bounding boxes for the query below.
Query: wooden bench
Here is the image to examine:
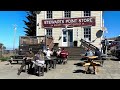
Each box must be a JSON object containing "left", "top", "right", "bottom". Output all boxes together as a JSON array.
[
  {"left": 93, "top": 60, "right": 104, "bottom": 67},
  {"left": 8, "top": 59, "right": 24, "bottom": 64},
  {"left": 81, "top": 59, "right": 104, "bottom": 67},
  {"left": 9, "top": 55, "right": 25, "bottom": 64},
  {"left": 82, "top": 56, "right": 100, "bottom": 74},
  {"left": 80, "top": 54, "right": 104, "bottom": 64}
]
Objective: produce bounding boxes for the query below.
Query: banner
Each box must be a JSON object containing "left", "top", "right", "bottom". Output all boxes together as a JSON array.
[{"left": 42, "top": 17, "right": 95, "bottom": 28}]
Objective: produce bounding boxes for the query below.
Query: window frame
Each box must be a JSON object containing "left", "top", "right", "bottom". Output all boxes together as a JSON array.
[
  {"left": 84, "top": 11, "right": 91, "bottom": 17},
  {"left": 84, "top": 27, "right": 91, "bottom": 41},
  {"left": 46, "top": 11, "right": 53, "bottom": 19},
  {"left": 46, "top": 28, "right": 53, "bottom": 37},
  {"left": 64, "top": 11, "right": 71, "bottom": 18}
]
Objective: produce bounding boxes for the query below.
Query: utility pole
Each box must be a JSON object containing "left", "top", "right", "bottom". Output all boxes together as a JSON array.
[{"left": 13, "top": 24, "right": 17, "bottom": 55}]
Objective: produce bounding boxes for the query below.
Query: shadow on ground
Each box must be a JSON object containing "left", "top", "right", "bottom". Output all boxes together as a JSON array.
[
  {"left": 27, "top": 68, "right": 46, "bottom": 76},
  {"left": 73, "top": 62, "right": 86, "bottom": 74},
  {"left": 74, "top": 62, "right": 83, "bottom": 67},
  {"left": 11, "top": 63, "right": 22, "bottom": 65},
  {"left": 73, "top": 69, "right": 85, "bottom": 73},
  {"left": 73, "top": 62, "right": 97, "bottom": 74},
  {"left": 102, "top": 55, "right": 120, "bottom": 61},
  {"left": 110, "top": 58, "right": 120, "bottom": 61},
  {"left": 73, "top": 69, "right": 95, "bottom": 74}
]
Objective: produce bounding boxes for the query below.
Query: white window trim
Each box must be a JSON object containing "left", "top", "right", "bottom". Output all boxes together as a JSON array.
[
  {"left": 84, "top": 27, "right": 91, "bottom": 41},
  {"left": 46, "top": 28, "right": 53, "bottom": 37},
  {"left": 45, "top": 11, "right": 53, "bottom": 19},
  {"left": 83, "top": 11, "right": 91, "bottom": 17},
  {"left": 64, "top": 11, "right": 71, "bottom": 18},
  {"left": 61, "top": 28, "right": 74, "bottom": 46}
]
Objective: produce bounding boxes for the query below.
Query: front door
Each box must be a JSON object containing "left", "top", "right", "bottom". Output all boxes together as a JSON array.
[
  {"left": 62, "top": 30, "right": 67, "bottom": 47},
  {"left": 68, "top": 30, "right": 73, "bottom": 47},
  {"left": 62, "top": 29, "right": 73, "bottom": 47}
]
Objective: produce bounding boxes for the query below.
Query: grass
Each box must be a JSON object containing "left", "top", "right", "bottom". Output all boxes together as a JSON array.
[
  {"left": 0, "top": 57, "right": 10, "bottom": 62},
  {"left": 0, "top": 54, "right": 13, "bottom": 62}
]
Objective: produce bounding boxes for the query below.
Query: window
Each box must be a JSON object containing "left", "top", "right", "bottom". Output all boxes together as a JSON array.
[
  {"left": 63, "top": 31, "right": 67, "bottom": 42},
  {"left": 64, "top": 11, "right": 71, "bottom": 18},
  {"left": 84, "top": 11, "right": 91, "bottom": 16},
  {"left": 46, "top": 28, "right": 52, "bottom": 37},
  {"left": 46, "top": 11, "right": 52, "bottom": 19},
  {"left": 84, "top": 27, "right": 91, "bottom": 41},
  {"left": 63, "top": 37, "right": 67, "bottom": 42}
]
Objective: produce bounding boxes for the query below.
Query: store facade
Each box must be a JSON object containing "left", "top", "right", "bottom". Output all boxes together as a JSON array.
[{"left": 36, "top": 11, "right": 104, "bottom": 48}]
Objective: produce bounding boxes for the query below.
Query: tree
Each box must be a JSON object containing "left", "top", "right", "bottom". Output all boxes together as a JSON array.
[{"left": 23, "top": 11, "right": 36, "bottom": 36}]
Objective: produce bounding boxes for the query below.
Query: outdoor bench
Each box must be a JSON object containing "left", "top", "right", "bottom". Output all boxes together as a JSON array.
[
  {"left": 8, "top": 55, "right": 25, "bottom": 64},
  {"left": 44, "top": 57, "right": 57, "bottom": 72},
  {"left": 82, "top": 59, "right": 104, "bottom": 67}
]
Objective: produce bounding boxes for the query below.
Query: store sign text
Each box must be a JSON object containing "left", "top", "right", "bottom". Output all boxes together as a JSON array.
[{"left": 42, "top": 17, "right": 95, "bottom": 28}]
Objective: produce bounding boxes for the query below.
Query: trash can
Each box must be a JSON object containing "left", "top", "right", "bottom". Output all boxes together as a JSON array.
[{"left": 74, "top": 41, "right": 77, "bottom": 47}]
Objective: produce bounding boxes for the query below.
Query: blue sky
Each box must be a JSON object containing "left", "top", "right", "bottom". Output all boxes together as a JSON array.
[
  {"left": 103, "top": 11, "right": 120, "bottom": 38},
  {"left": 0, "top": 11, "right": 120, "bottom": 50},
  {"left": 0, "top": 11, "right": 27, "bottom": 50}
]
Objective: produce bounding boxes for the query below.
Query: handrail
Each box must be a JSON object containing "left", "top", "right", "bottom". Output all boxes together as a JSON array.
[{"left": 80, "top": 39, "right": 98, "bottom": 51}]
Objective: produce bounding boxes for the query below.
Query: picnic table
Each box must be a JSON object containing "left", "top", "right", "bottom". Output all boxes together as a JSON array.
[
  {"left": 44, "top": 57, "right": 57, "bottom": 72},
  {"left": 8, "top": 55, "right": 25, "bottom": 64},
  {"left": 83, "top": 56, "right": 100, "bottom": 74},
  {"left": 17, "top": 56, "right": 57, "bottom": 76},
  {"left": 80, "top": 54, "right": 104, "bottom": 67}
]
